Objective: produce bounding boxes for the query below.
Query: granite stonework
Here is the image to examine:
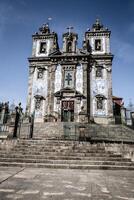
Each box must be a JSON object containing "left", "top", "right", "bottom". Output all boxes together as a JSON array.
[
  {"left": 0, "top": 168, "right": 134, "bottom": 200},
  {"left": 26, "top": 19, "right": 114, "bottom": 124}
]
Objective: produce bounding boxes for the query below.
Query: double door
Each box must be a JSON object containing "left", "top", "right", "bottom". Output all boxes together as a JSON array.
[{"left": 61, "top": 101, "right": 74, "bottom": 122}]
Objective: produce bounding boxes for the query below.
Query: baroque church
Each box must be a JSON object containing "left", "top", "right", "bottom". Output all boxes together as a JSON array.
[{"left": 26, "top": 19, "right": 113, "bottom": 124}]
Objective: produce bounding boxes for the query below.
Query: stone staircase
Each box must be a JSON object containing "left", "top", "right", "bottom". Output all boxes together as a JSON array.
[{"left": 0, "top": 139, "right": 134, "bottom": 170}]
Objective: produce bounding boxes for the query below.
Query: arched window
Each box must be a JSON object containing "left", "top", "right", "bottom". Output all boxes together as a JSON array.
[
  {"left": 95, "top": 39, "right": 101, "bottom": 51},
  {"left": 67, "top": 41, "right": 72, "bottom": 52},
  {"left": 40, "top": 42, "right": 47, "bottom": 53}
]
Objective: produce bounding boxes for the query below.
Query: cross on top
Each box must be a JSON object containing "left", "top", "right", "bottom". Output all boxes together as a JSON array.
[
  {"left": 65, "top": 73, "right": 72, "bottom": 85},
  {"left": 67, "top": 26, "right": 74, "bottom": 35}
]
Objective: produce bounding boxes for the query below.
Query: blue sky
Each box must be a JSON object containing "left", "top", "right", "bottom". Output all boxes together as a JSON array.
[{"left": 0, "top": 0, "right": 134, "bottom": 108}]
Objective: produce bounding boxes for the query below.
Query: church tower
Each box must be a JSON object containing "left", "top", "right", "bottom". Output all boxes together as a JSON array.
[
  {"left": 27, "top": 23, "right": 59, "bottom": 122},
  {"left": 62, "top": 27, "right": 78, "bottom": 53},
  {"left": 85, "top": 19, "right": 114, "bottom": 124},
  {"left": 32, "top": 23, "right": 59, "bottom": 57}
]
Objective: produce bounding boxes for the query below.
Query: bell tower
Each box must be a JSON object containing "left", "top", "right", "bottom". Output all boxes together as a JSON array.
[
  {"left": 32, "top": 23, "right": 59, "bottom": 57},
  {"left": 62, "top": 27, "right": 78, "bottom": 53},
  {"left": 85, "top": 18, "right": 111, "bottom": 54},
  {"left": 27, "top": 22, "right": 59, "bottom": 122},
  {"left": 85, "top": 19, "right": 114, "bottom": 124}
]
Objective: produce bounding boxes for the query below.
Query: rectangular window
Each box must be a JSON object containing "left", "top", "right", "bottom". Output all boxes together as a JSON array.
[
  {"left": 40, "top": 42, "right": 47, "bottom": 53},
  {"left": 95, "top": 39, "right": 101, "bottom": 51}
]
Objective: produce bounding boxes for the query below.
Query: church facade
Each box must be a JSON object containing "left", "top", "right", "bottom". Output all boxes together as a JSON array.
[{"left": 27, "top": 19, "right": 114, "bottom": 124}]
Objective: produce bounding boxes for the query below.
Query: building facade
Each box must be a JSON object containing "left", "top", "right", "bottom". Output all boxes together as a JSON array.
[{"left": 27, "top": 19, "right": 114, "bottom": 124}]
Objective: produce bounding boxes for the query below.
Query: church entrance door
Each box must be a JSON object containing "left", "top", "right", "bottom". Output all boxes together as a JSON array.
[{"left": 61, "top": 101, "right": 74, "bottom": 122}]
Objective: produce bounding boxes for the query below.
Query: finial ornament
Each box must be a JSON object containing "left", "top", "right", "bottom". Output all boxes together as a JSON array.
[
  {"left": 67, "top": 26, "right": 74, "bottom": 35},
  {"left": 92, "top": 18, "right": 103, "bottom": 30},
  {"left": 96, "top": 18, "right": 101, "bottom": 25}
]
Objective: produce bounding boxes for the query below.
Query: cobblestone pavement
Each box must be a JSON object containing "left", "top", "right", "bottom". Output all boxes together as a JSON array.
[{"left": 0, "top": 167, "right": 134, "bottom": 200}]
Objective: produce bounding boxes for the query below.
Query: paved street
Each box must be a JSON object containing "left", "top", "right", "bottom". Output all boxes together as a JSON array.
[{"left": 0, "top": 167, "right": 134, "bottom": 200}]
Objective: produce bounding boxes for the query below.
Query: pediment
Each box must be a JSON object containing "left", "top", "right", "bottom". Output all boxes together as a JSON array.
[{"left": 54, "top": 87, "right": 86, "bottom": 99}]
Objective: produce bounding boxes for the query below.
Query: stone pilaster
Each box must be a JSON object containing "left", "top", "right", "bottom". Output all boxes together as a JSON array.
[
  {"left": 26, "top": 66, "right": 35, "bottom": 114},
  {"left": 82, "top": 63, "right": 88, "bottom": 121},
  {"left": 106, "top": 64, "right": 114, "bottom": 121},
  {"left": 47, "top": 65, "right": 56, "bottom": 116}
]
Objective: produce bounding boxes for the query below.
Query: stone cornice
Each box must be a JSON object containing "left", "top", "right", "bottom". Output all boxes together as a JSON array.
[
  {"left": 28, "top": 53, "right": 113, "bottom": 66},
  {"left": 28, "top": 54, "right": 91, "bottom": 64},
  {"left": 32, "top": 33, "right": 57, "bottom": 40},
  {"left": 85, "top": 31, "right": 111, "bottom": 37},
  {"left": 91, "top": 54, "right": 114, "bottom": 61}
]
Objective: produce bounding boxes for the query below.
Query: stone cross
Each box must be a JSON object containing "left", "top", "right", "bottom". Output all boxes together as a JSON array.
[
  {"left": 65, "top": 73, "right": 72, "bottom": 85},
  {"left": 67, "top": 26, "right": 73, "bottom": 35}
]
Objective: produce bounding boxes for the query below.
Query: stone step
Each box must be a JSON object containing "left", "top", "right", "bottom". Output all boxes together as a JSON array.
[
  {"left": 0, "top": 152, "right": 123, "bottom": 159},
  {"left": 0, "top": 158, "right": 132, "bottom": 166},
  {"left": 0, "top": 153, "right": 130, "bottom": 161},
  {"left": 1, "top": 138, "right": 133, "bottom": 170},
  {"left": 14, "top": 146, "right": 106, "bottom": 152},
  {"left": 16, "top": 142, "right": 106, "bottom": 147},
  {"left": 13, "top": 147, "right": 107, "bottom": 153},
  {"left": 18, "top": 140, "right": 110, "bottom": 149},
  {"left": 15, "top": 141, "right": 105, "bottom": 146},
  {"left": 17, "top": 140, "right": 76, "bottom": 145},
  {"left": 15, "top": 142, "right": 106, "bottom": 148},
  {"left": 4, "top": 150, "right": 121, "bottom": 157},
  {"left": 0, "top": 162, "right": 134, "bottom": 170}
]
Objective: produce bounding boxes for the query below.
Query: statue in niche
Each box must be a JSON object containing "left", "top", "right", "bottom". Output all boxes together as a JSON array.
[
  {"left": 97, "top": 98, "right": 103, "bottom": 110},
  {"left": 40, "top": 42, "right": 47, "bottom": 53},
  {"left": 35, "top": 99, "right": 41, "bottom": 110}
]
